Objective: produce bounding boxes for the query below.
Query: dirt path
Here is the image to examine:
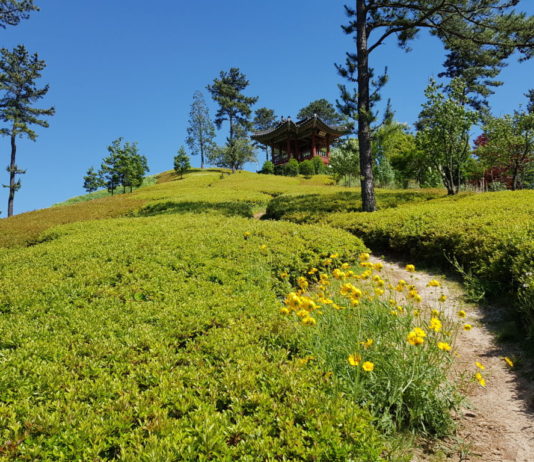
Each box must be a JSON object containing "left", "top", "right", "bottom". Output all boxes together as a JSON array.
[{"left": 374, "top": 257, "right": 534, "bottom": 461}]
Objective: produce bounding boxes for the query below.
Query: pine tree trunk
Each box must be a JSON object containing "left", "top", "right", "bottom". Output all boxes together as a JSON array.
[
  {"left": 356, "top": 0, "right": 376, "bottom": 212},
  {"left": 7, "top": 133, "right": 17, "bottom": 217}
]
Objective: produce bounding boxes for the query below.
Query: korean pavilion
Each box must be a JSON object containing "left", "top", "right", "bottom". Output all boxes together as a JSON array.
[{"left": 251, "top": 114, "right": 349, "bottom": 166}]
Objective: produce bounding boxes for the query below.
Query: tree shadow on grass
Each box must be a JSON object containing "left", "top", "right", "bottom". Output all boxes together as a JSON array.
[{"left": 137, "top": 201, "right": 254, "bottom": 218}]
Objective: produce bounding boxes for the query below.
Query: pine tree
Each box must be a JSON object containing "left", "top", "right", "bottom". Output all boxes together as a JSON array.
[
  {"left": 207, "top": 68, "right": 258, "bottom": 142},
  {"left": 297, "top": 99, "right": 344, "bottom": 125},
  {"left": 252, "top": 107, "right": 277, "bottom": 161},
  {"left": 337, "top": 0, "right": 534, "bottom": 211},
  {"left": 174, "top": 146, "right": 190, "bottom": 179},
  {"left": 186, "top": 91, "right": 216, "bottom": 169},
  {"left": 83, "top": 167, "right": 103, "bottom": 193},
  {"left": 0, "top": 1, "right": 37, "bottom": 28},
  {"left": 0, "top": 45, "right": 54, "bottom": 217}
]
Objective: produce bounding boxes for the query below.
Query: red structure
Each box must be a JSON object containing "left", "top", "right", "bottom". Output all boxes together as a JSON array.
[{"left": 252, "top": 115, "right": 349, "bottom": 165}]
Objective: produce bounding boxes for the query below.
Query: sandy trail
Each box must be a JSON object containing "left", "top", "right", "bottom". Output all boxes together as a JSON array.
[{"left": 374, "top": 257, "right": 534, "bottom": 461}]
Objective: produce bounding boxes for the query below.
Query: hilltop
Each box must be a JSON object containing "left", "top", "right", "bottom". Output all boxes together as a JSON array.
[{"left": 0, "top": 169, "right": 532, "bottom": 460}]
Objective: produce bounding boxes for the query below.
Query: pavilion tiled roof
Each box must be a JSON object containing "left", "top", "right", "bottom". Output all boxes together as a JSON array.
[{"left": 252, "top": 115, "right": 349, "bottom": 144}]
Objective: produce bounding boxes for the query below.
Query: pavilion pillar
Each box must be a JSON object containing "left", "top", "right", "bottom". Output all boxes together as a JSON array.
[
  {"left": 286, "top": 139, "right": 291, "bottom": 160},
  {"left": 311, "top": 134, "right": 316, "bottom": 158}
]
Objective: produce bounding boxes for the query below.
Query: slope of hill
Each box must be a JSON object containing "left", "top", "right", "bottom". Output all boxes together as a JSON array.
[{"left": 1, "top": 169, "right": 531, "bottom": 459}]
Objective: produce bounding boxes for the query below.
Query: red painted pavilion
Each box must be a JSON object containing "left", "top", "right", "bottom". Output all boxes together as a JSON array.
[{"left": 251, "top": 115, "right": 349, "bottom": 166}]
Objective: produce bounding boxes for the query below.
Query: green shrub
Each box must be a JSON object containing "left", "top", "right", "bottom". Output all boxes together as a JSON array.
[
  {"left": 312, "top": 156, "right": 325, "bottom": 174},
  {"left": 286, "top": 158, "right": 299, "bottom": 177},
  {"left": 0, "top": 213, "right": 386, "bottom": 460},
  {"left": 299, "top": 159, "right": 315, "bottom": 177},
  {"left": 259, "top": 160, "right": 274, "bottom": 174}
]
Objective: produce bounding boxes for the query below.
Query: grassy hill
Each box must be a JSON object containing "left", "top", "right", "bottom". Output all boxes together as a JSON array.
[{"left": 0, "top": 169, "right": 531, "bottom": 459}]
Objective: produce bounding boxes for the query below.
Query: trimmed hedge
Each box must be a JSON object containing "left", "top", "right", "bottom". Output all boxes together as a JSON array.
[{"left": 0, "top": 213, "right": 385, "bottom": 460}]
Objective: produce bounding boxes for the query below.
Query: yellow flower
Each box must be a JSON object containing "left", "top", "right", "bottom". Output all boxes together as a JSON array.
[
  {"left": 475, "top": 361, "right": 485, "bottom": 370},
  {"left": 330, "top": 253, "right": 339, "bottom": 259},
  {"left": 438, "top": 295, "right": 447, "bottom": 302},
  {"left": 307, "top": 267, "right": 318, "bottom": 275},
  {"left": 427, "top": 279, "right": 441, "bottom": 287},
  {"left": 413, "top": 309, "right": 420, "bottom": 317},
  {"left": 351, "top": 298, "right": 360, "bottom": 306},
  {"left": 503, "top": 357, "right": 514, "bottom": 368},
  {"left": 405, "top": 264, "right": 415, "bottom": 272},
  {"left": 375, "top": 288, "right": 385, "bottom": 296},
  {"left": 284, "top": 292, "right": 301, "bottom": 309},
  {"left": 332, "top": 269, "right": 346, "bottom": 280},
  {"left": 390, "top": 310, "right": 398, "bottom": 316},
  {"left": 296, "top": 309, "right": 308, "bottom": 318},
  {"left": 341, "top": 263, "right": 350, "bottom": 270},
  {"left": 243, "top": 231, "right": 251, "bottom": 238},
  {"left": 437, "top": 342, "right": 452, "bottom": 352},
  {"left": 413, "top": 327, "right": 426, "bottom": 338},
  {"left": 302, "top": 316, "right": 317, "bottom": 326},
  {"left": 280, "top": 307, "right": 290, "bottom": 315},
  {"left": 260, "top": 244, "right": 267, "bottom": 250},
  {"left": 297, "top": 276, "right": 308, "bottom": 291},
  {"left": 457, "top": 310, "right": 467, "bottom": 318},
  {"left": 361, "top": 339, "right": 374, "bottom": 349},
  {"left": 348, "top": 354, "right": 361, "bottom": 366},
  {"left": 373, "top": 262, "right": 383, "bottom": 271},
  {"left": 362, "top": 361, "right": 374, "bottom": 372},
  {"left": 407, "top": 330, "right": 425, "bottom": 346},
  {"left": 322, "top": 258, "right": 332, "bottom": 266},
  {"left": 398, "top": 279, "right": 407, "bottom": 286},
  {"left": 475, "top": 372, "right": 486, "bottom": 387},
  {"left": 428, "top": 317, "right": 442, "bottom": 332},
  {"left": 279, "top": 272, "right": 288, "bottom": 279},
  {"left": 431, "top": 309, "right": 440, "bottom": 317},
  {"left": 358, "top": 252, "right": 370, "bottom": 262},
  {"left": 413, "top": 293, "right": 422, "bottom": 303},
  {"left": 463, "top": 324, "right": 473, "bottom": 331}
]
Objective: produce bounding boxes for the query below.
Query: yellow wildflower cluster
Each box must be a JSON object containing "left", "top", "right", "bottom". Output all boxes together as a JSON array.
[{"left": 407, "top": 328, "right": 426, "bottom": 346}]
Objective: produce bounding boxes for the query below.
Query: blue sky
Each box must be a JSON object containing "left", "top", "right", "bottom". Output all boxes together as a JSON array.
[{"left": 1, "top": 0, "right": 534, "bottom": 215}]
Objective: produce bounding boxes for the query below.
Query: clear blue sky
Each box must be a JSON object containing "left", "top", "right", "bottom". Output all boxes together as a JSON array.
[{"left": 1, "top": 0, "right": 533, "bottom": 215}]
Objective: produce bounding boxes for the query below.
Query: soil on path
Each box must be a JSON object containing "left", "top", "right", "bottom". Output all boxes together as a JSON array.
[{"left": 374, "top": 257, "right": 534, "bottom": 462}]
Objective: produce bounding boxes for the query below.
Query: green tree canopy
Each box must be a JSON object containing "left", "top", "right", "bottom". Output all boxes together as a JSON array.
[
  {"left": 0, "top": 44, "right": 54, "bottom": 217},
  {"left": 297, "top": 99, "right": 345, "bottom": 125},
  {"left": 337, "top": 0, "right": 534, "bottom": 211},
  {"left": 83, "top": 167, "right": 104, "bottom": 193},
  {"left": 186, "top": 90, "right": 216, "bottom": 169},
  {"left": 174, "top": 146, "right": 191, "bottom": 179},
  {"left": 476, "top": 111, "right": 534, "bottom": 190},
  {"left": 253, "top": 107, "right": 277, "bottom": 161},
  {"left": 0, "top": 0, "right": 37, "bottom": 28},
  {"left": 208, "top": 138, "right": 256, "bottom": 173},
  {"left": 207, "top": 67, "right": 258, "bottom": 142},
  {"left": 329, "top": 138, "right": 360, "bottom": 186},
  {"left": 416, "top": 79, "right": 478, "bottom": 195}
]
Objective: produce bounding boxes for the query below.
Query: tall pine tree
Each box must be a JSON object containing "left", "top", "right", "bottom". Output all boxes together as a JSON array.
[
  {"left": 0, "top": 45, "right": 54, "bottom": 217},
  {"left": 207, "top": 67, "right": 258, "bottom": 142},
  {"left": 186, "top": 91, "right": 216, "bottom": 169},
  {"left": 337, "top": 1, "right": 534, "bottom": 211}
]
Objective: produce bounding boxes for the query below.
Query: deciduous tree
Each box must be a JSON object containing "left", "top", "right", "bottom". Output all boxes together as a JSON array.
[
  {"left": 337, "top": 0, "right": 534, "bottom": 211},
  {"left": 476, "top": 111, "right": 534, "bottom": 190},
  {"left": 0, "top": 45, "right": 54, "bottom": 217},
  {"left": 186, "top": 91, "right": 215, "bottom": 169},
  {"left": 209, "top": 138, "right": 256, "bottom": 173},
  {"left": 416, "top": 79, "right": 477, "bottom": 195}
]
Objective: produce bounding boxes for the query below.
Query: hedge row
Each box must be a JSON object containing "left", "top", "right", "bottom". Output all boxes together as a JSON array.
[
  {"left": 267, "top": 190, "right": 534, "bottom": 333},
  {"left": 0, "top": 213, "right": 386, "bottom": 460}
]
